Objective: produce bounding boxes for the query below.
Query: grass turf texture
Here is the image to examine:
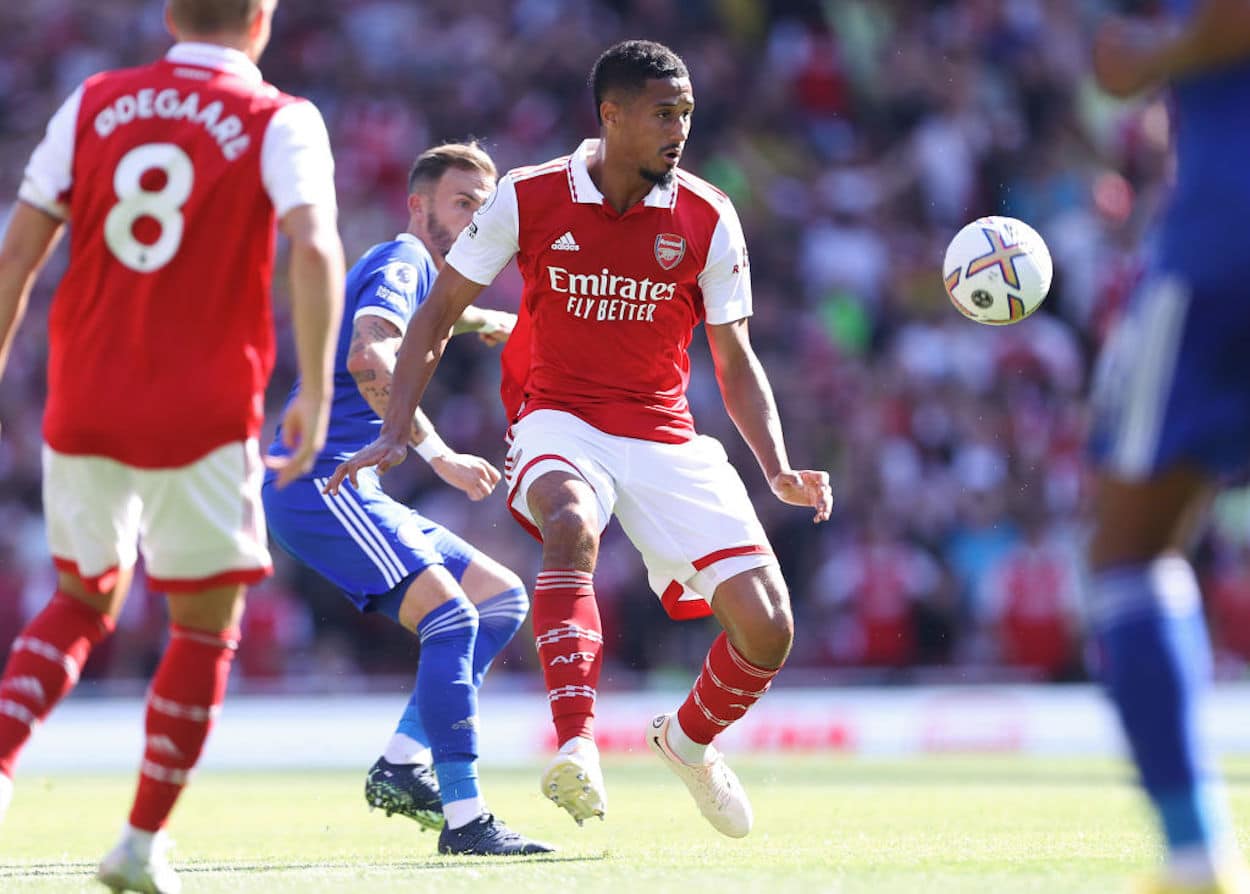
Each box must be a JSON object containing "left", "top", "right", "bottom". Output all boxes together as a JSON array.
[{"left": 3, "top": 756, "right": 1248, "bottom": 893}]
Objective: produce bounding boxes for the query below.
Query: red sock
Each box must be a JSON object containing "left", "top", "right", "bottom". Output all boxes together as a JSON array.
[
  {"left": 532, "top": 570, "right": 602, "bottom": 746},
  {"left": 129, "top": 625, "right": 238, "bottom": 831},
  {"left": 677, "top": 632, "right": 779, "bottom": 745},
  {"left": 0, "top": 591, "right": 114, "bottom": 777}
]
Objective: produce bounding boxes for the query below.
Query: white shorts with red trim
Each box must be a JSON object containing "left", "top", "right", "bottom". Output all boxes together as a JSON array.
[
  {"left": 504, "top": 410, "right": 775, "bottom": 620},
  {"left": 42, "top": 440, "right": 272, "bottom": 594}
]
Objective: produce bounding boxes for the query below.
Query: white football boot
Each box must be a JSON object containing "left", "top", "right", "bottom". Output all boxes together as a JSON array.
[
  {"left": 647, "top": 712, "right": 752, "bottom": 838},
  {"left": 539, "top": 736, "right": 607, "bottom": 825},
  {"left": 96, "top": 827, "right": 181, "bottom": 894}
]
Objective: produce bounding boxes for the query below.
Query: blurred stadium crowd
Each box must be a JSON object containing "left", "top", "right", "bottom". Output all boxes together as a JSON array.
[{"left": 2, "top": 0, "right": 1249, "bottom": 693}]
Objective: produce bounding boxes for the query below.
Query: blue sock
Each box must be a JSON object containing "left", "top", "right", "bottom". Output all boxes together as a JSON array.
[
  {"left": 1092, "top": 557, "right": 1231, "bottom": 855},
  {"left": 415, "top": 595, "right": 481, "bottom": 805},
  {"left": 383, "top": 586, "right": 528, "bottom": 753},
  {"left": 373, "top": 580, "right": 431, "bottom": 749},
  {"left": 471, "top": 586, "right": 529, "bottom": 687},
  {"left": 395, "top": 692, "right": 428, "bottom": 750}
]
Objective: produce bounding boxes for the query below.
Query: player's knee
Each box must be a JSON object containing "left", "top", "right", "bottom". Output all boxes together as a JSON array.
[
  {"left": 539, "top": 504, "right": 600, "bottom": 561},
  {"left": 746, "top": 607, "right": 793, "bottom": 669},
  {"left": 167, "top": 583, "right": 247, "bottom": 633},
  {"left": 497, "top": 569, "right": 526, "bottom": 599}
]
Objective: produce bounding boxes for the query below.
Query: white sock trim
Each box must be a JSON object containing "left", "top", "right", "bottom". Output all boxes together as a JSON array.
[
  {"left": 666, "top": 714, "right": 712, "bottom": 766},
  {"left": 122, "top": 825, "right": 158, "bottom": 859},
  {"left": 444, "top": 796, "right": 486, "bottom": 829},
  {"left": 383, "top": 732, "right": 430, "bottom": 765},
  {"left": 558, "top": 736, "right": 598, "bottom": 756}
]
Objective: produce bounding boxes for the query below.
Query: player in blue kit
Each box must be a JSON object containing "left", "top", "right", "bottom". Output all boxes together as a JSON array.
[
  {"left": 262, "top": 142, "right": 551, "bottom": 856},
  {"left": 1088, "top": 1, "right": 1250, "bottom": 891}
]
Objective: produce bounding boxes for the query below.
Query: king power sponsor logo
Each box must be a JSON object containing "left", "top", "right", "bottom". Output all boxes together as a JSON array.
[{"left": 547, "top": 264, "right": 676, "bottom": 323}]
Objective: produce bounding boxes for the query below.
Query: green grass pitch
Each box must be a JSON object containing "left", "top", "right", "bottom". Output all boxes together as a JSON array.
[{"left": 3, "top": 756, "right": 1248, "bottom": 893}]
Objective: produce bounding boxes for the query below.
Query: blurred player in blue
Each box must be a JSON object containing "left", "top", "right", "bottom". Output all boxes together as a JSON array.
[
  {"left": 1089, "top": 1, "right": 1250, "bottom": 890},
  {"left": 262, "top": 142, "right": 551, "bottom": 856}
]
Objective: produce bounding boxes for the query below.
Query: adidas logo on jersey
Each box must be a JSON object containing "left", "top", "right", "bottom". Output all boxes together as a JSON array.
[{"left": 551, "top": 231, "right": 580, "bottom": 251}]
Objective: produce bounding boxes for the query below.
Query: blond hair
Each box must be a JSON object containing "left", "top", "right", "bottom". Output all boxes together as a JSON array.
[{"left": 408, "top": 142, "right": 497, "bottom": 194}]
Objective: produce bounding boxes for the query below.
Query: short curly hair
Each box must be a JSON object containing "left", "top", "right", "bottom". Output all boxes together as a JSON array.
[{"left": 589, "top": 40, "right": 689, "bottom": 124}]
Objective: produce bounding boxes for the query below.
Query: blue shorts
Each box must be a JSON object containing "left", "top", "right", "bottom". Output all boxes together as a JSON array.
[
  {"left": 1089, "top": 249, "right": 1250, "bottom": 481},
  {"left": 261, "top": 466, "right": 476, "bottom": 612}
]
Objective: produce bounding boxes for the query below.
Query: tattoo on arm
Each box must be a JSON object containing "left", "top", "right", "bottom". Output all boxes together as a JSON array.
[
  {"left": 348, "top": 314, "right": 403, "bottom": 418},
  {"left": 347, "top": 315, "right": 403, "bottom": 361}
]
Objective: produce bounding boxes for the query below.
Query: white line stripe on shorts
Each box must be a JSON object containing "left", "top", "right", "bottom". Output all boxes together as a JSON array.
[
  {"left": 1113, "top": 278, "right": 1187, "bottom": 477},
  {"left": 315, "top": 478, "right": 403, "bottom": 588},
  {"left": 332, "top": 483, "right": 411, "bottom": 584}
]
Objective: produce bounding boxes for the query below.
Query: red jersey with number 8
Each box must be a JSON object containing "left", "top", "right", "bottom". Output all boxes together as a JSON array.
[{"left": 20, "top": 44, "right": 334, "bottom": 468}]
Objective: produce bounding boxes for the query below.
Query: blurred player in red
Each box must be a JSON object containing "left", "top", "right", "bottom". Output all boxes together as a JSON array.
[
  {"left": 0, "top": 1, "right": 344, "bottom": 890},
  {"left": 329, "top": 39, "right": 832, "bottom": 839}
]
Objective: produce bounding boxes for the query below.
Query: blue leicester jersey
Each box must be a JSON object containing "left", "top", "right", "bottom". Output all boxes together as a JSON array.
[
  {"left": 1158, "top": 0, "right": 1250, "bottom": 278},
  {"left": 268, "top": 233, "right": 437, "bottom": 470}
]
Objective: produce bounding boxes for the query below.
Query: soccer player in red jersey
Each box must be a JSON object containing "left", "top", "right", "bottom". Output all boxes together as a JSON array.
[
  {"left": 0, "top": 1, "right": 344, "bottom": 889},
  {"left": 328, "top": 40, "right": 832, "bottom": 839}
]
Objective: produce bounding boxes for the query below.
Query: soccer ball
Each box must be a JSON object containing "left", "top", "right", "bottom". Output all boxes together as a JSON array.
[{"left": 943, "top": 216, "right": 1052, "bottom": 325}]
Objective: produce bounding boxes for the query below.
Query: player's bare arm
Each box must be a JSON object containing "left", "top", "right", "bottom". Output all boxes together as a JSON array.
[
  {"left": 452, "top": 305, "right": 516, "bottom": 346},
  {"left": 265, "top": 203, "right": 345, "bottom": 488},
  {"left": 325, "top": 263, "right": 486, "bottom": 493},
  {"left": 706, "top": 318, "right": 832, "bottom": 523},
  {"left": 346, "top": 312, "right": 500, "bottom": 501},
  {"left": 1094, "top": 0, "right": 1250, "bottom": 97},
  {"left": 0, "top": 203, "right": 63, "bottom": 385}
]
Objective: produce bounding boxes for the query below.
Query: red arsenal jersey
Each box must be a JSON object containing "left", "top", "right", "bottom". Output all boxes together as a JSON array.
[
  {"left": 446, "top": 139, "right": 752, "bottom": 444},
  {"left": 18, "top": 43, "right": 336, "bottom": 467}
]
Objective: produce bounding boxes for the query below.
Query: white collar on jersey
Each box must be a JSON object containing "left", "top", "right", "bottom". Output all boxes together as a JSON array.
[
  {"left": 165, "top": 42, "right": 263, "bottom": 86},
  {"left": 567, "top": 138, "right": 679, "bottom": 209}
]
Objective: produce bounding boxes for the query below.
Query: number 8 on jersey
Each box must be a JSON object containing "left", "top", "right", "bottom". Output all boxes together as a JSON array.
[{"left": 104, "top": 143, "right": 193, "bottom": 273}]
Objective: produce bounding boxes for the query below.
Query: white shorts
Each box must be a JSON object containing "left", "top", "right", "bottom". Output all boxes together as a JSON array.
[
  {"left": 43, "top": 440, "right": 271, "bottom": 594},
  {"left": 504, "top": 410, "right": 775, "bottom": 619}
]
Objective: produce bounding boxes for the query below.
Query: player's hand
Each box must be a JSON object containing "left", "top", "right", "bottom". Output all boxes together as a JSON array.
[
  {"left": 430, "top": 453, "right": 502, "bottom": 501},
  {"left": 264, "top": 389, "right": 331, "bottom": 489},
  {"left": 1093, "top": 17, "right": 1166, "bottom": 98},
  {"left": 476, "top": 310, "right": 516, "bottom": 347},
  {"left": 769, "top": 469, "right": 833, "bottom": 523},
  {"left": 323, "top": 431, "right": 407, "bottom": 495}
]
